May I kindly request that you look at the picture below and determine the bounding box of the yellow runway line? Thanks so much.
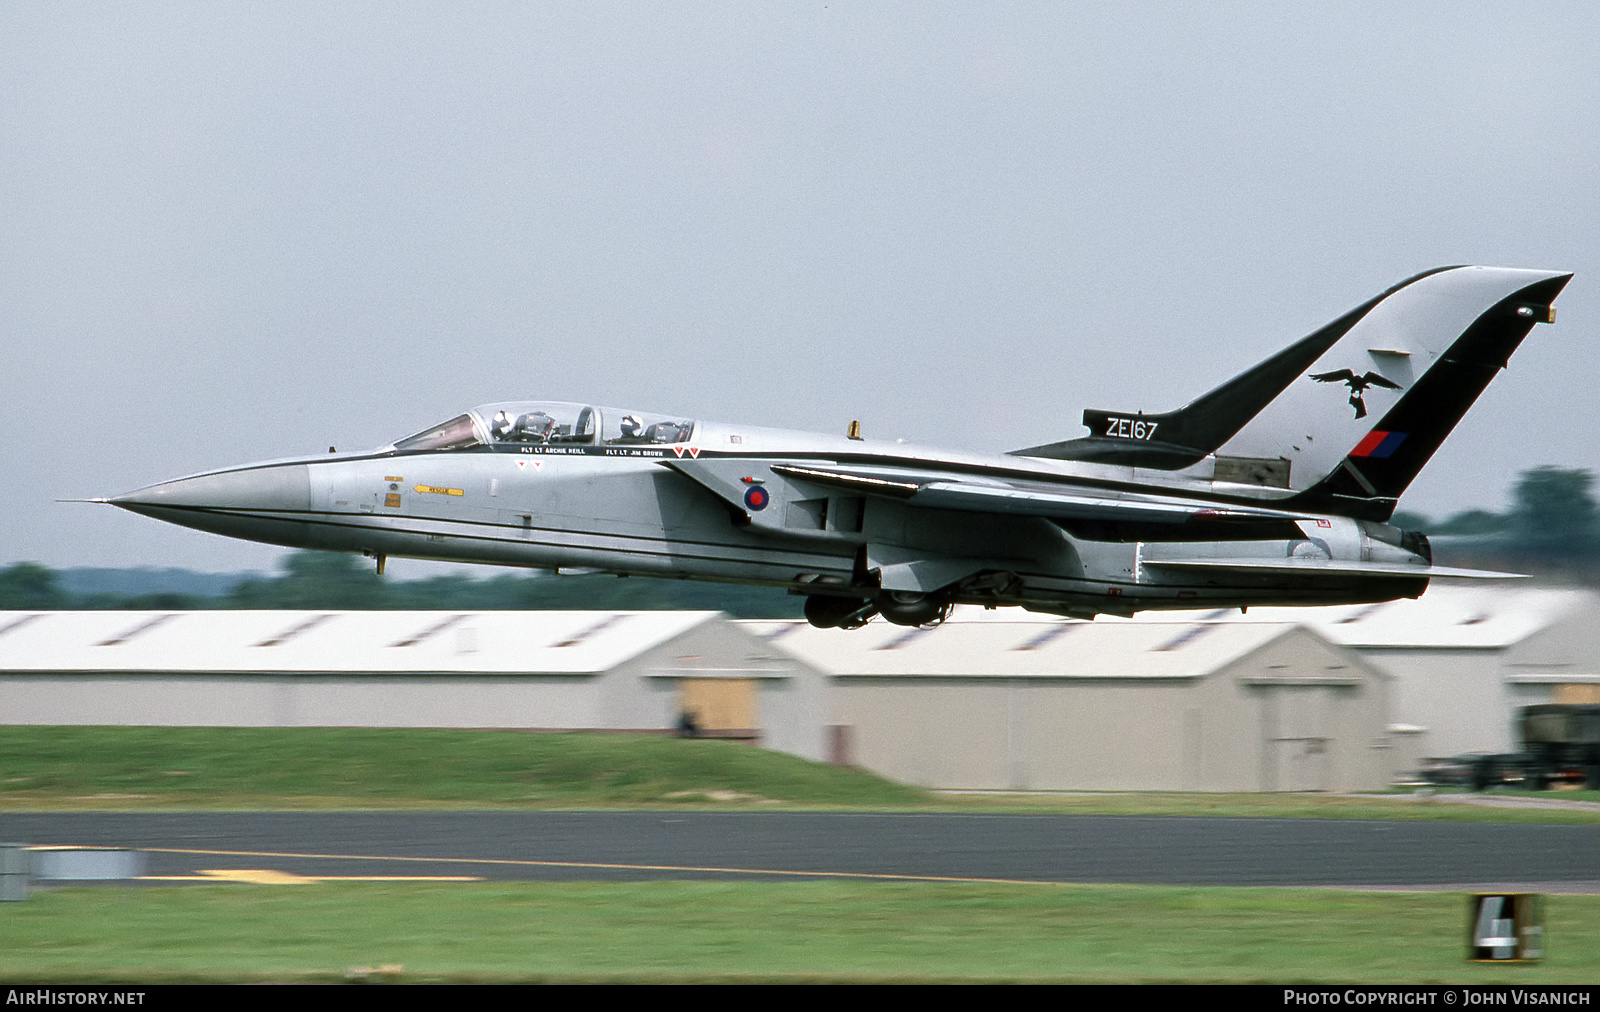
[138,845,1065,887]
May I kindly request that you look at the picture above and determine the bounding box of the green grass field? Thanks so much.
[0,726,925,809]
[3,727,1597,983]
[3,881,1596,984]
[0,726,1594,822]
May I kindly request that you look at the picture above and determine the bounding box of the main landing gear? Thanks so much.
[802,591,953,630]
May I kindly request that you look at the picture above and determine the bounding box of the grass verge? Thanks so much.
[2,881,1596,984]
[0,726,925,809]
[1,726,1595,821]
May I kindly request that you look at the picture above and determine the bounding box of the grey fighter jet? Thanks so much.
[109,265,1570,629]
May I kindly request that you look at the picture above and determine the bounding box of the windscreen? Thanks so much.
[392,413,484,453]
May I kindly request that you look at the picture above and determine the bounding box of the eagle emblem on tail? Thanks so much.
[1310,369,1403,419]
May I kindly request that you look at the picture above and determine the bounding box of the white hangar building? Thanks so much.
[5,583,1597,793]
[746,614,1396,792]
[0,610,830,763]
[1096,584,1600,757]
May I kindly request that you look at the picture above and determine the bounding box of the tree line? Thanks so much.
[0,551,803,617]
[1394,466,1600,563]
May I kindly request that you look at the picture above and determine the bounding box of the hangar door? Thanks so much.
[1261,683,1337,792]
[679,678,757,734]
[1554,684,1600,705]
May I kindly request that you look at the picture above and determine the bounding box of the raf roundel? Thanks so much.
[743,485,770,511]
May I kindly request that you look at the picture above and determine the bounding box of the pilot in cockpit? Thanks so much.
[613,414,691,444]
[492,409,557,443]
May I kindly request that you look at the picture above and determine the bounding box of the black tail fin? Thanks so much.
[1012,267,1459,469]
[1017,266,1572,524]
[1292,269,1571,519]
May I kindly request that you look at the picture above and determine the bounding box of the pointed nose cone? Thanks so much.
[112,464,313,545]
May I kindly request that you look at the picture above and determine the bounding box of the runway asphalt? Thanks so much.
[6,811,1600,890]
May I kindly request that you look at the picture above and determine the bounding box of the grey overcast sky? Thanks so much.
[5,2,1599,576]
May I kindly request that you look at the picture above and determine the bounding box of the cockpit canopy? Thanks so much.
[390,402,695,453]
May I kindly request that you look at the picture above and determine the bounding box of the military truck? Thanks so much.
[1516,703,1600,790]
[1420,704,1600,791]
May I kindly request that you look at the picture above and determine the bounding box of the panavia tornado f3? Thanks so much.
[110,265,1571,629]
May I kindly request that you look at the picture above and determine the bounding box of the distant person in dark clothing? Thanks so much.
[676,709,700,738]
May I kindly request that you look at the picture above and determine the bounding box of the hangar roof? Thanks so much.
[924,584,1598,651]
[0,610,723,675]
[2,586,1582,679]
[743,617,1334,679]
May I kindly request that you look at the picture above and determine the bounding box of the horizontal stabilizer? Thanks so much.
[1140,558,1524,580]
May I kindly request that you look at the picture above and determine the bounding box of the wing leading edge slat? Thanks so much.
[768,463,1303,526]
